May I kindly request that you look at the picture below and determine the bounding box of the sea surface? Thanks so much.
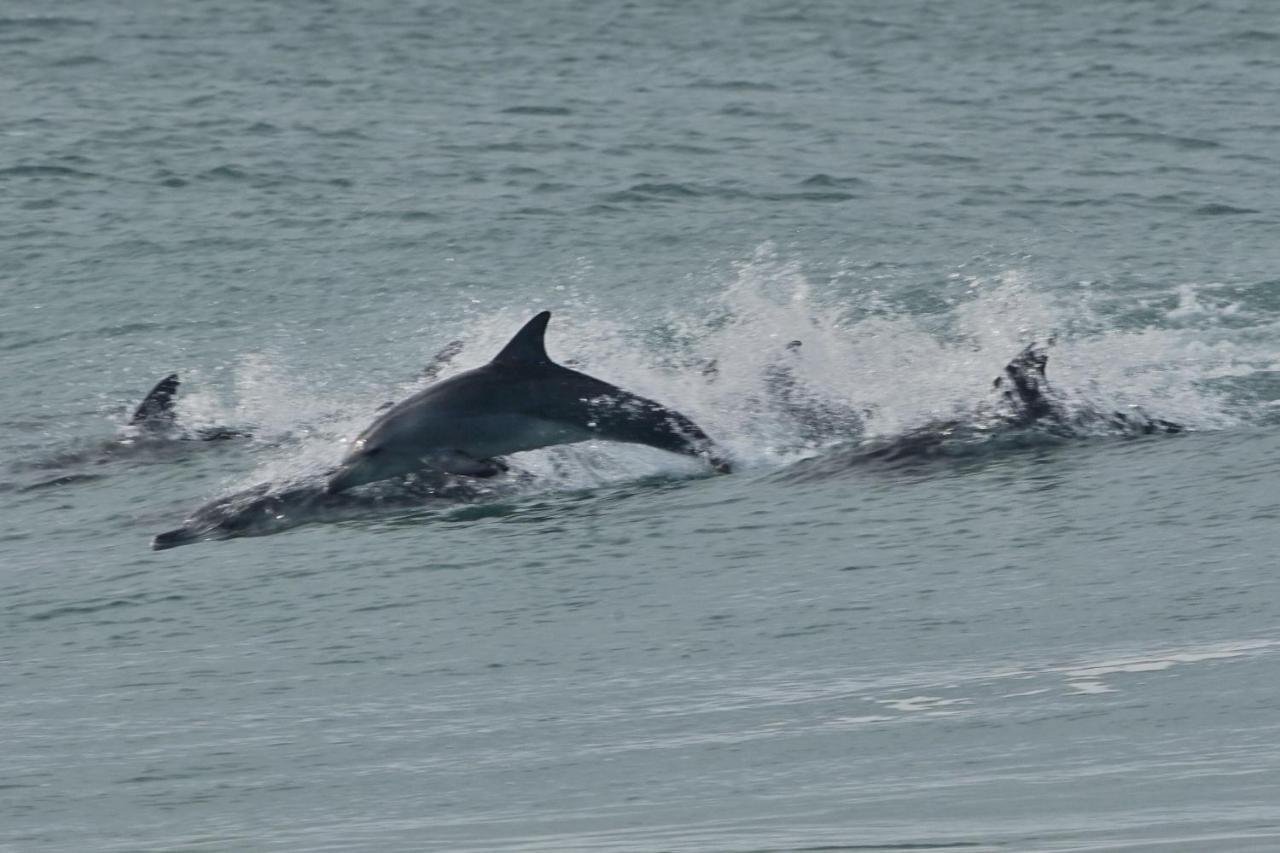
[4,1,1280,850]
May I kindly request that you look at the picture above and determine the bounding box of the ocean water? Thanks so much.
[4,0,1280,850]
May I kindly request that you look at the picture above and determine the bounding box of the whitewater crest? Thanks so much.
[129,244,1280,547]
[173,246,1273,496]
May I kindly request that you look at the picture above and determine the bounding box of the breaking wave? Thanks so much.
[102,243,1280,501]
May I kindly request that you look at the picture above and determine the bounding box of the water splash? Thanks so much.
[184,244,1280,496]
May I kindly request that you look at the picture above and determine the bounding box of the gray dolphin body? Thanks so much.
[126,340,468,442]
[326,312,731,493]
[128,374,250,441]
[802,343,1184,471]
[151,474,504,550]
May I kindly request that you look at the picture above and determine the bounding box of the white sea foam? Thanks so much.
[185,244,1280,492]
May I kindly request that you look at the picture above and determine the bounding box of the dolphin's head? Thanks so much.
[151,526,202,550]
[150,483,299,550]
[326,436,413,494]
[151,512,239,551]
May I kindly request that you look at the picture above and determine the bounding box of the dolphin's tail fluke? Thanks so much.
[130,374,180,429]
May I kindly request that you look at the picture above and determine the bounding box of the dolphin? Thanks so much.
[838,341,1183,466]
[12,341,471,495]
[128,374,250,440]
[326,311,731,493]
[991,342,1183,436]
[129,374,181,431]
[126,339,468,441]
[151,471,512,550]
[12,373,250,484]
[992,342,1057,426]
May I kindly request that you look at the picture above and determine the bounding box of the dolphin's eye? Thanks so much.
[364,445,383,457]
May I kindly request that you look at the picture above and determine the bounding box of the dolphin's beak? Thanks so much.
[151,527,198,550]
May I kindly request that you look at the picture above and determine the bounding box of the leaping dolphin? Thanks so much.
[326,311,731,493]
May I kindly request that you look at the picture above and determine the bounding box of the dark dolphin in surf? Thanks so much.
[326,311,731,493]
[13,342,469,493]
[128,374,250,441]
[151,471,513,550]
[987,340,1175,431]
[835,341,1183,466]
[991,342,1183,435]
[151,315,728,548]
[10,373,252,488]
[128,340,468,441]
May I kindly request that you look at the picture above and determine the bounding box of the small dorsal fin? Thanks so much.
[130,374,180,427]
[491,311,552,365]
[994,343,1056,422]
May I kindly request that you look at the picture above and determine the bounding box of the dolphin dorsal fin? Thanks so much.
[491,311,552,366]
[130,374,180,427]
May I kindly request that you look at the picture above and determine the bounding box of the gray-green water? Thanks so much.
[4,1,1280,850]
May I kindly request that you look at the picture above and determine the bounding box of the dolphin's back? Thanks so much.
[328,311,732,493]
[528,364,729,468]
[360,360,725,465]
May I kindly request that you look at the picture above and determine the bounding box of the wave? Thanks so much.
[17,241,1274,536]
[144,244,1271,498]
